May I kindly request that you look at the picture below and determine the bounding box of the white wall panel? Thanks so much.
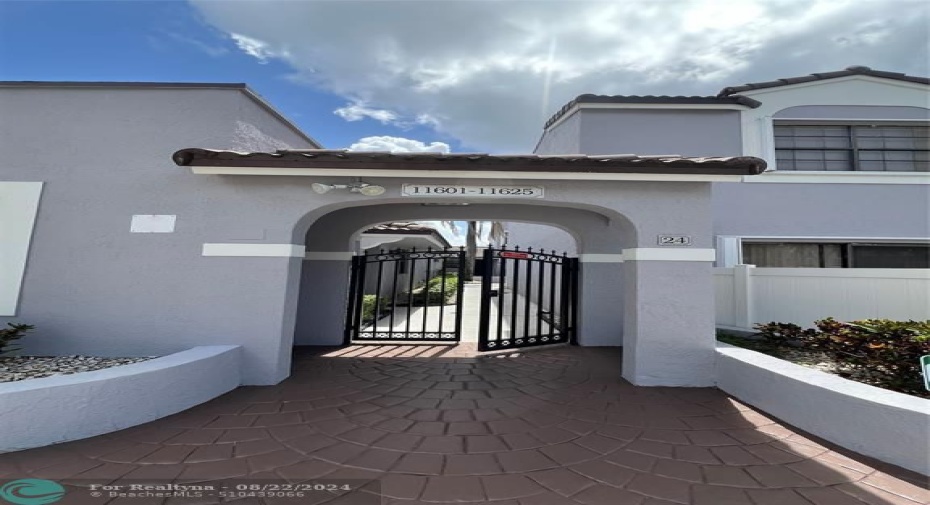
[716,267,930,329]
[0,182,43,316]
[714,269,736,327]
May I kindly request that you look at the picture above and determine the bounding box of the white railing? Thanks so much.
[715,266,930,331]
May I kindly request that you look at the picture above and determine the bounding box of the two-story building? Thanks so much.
[520,66,929,329]
[533,66,928,265]
[1,67,926,390]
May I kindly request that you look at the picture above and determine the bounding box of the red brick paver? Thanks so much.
[1,346,927,504]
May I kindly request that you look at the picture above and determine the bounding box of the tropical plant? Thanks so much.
[440,221,506,280]
[0,323,34,356]
[753,318,930,396]
[411,274,459,305]
[361,295,390,324]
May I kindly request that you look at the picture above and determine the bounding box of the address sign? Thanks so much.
[657,235,693,246]
[402,184,544,198]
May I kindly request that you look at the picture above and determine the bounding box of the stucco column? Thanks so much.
[621,253,717,386]
[576,260,624,346]
[197,248,303,386]
[294,255,353,346]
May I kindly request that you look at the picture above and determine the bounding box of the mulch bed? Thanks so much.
[718,333,929,399]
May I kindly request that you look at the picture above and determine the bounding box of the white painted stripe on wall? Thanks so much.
[0,182,43,316]
[737,236,930,243]
[578,254,625,263]
[304,251,354,261]
[202,243,305,257]
[623,248,716,262]
[744,172,930,185]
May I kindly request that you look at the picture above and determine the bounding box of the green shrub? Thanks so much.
[411,274,459,305]
[754,318,930,396]
[361,295,390,324]
[749,322,818,347]
[0,323,34,356]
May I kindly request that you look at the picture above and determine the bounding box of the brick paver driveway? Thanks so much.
[2,346,927,504]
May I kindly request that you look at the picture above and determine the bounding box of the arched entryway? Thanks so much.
[173,148,764,386]
[292,202,630,357]
[294,202,635,346]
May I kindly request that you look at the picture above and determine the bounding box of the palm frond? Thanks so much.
[488,222,506,245]
[440,220,462,237]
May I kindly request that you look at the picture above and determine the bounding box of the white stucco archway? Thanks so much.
[292,201,632,354]
[173,148,764,386]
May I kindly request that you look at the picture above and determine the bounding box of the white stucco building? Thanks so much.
[1,66,927,389]
[519,66,930,329]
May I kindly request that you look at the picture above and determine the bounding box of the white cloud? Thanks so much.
[416,220,463,246]
[229,33,282,63]
[333,102,443,130]
[348,136,451,153]
[156,30,229,57]
[333,102,399,124]
[195,0,929,151]
[834,21,894,47]
[414,221,495,248]
[414,113,441,128]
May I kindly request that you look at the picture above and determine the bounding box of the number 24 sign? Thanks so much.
[657,235,693,246]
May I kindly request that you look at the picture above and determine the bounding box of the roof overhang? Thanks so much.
[364,232,449,247]
[173,148,767,183]
[718,66,930,96]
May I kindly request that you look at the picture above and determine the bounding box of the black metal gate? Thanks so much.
[345,248,466,343]
[478,247,578,352]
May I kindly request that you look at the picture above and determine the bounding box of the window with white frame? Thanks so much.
[742,242,930,268]
[774,124,929,172]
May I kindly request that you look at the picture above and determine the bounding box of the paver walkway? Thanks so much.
[363,283,492,340]
[1,346,927,504]
[364,282,552,344]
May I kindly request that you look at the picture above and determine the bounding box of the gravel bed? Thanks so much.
[778,348,842,374]
[775,349,916,393]
[0,355,156,383]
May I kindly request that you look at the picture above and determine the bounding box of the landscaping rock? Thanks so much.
[0,355,155,382]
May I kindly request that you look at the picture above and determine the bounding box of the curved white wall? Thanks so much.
[0,345,241,452]
[716,343,930,475]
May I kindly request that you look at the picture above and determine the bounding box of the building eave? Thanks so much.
[718,66,930,96]
[173,148,767,181]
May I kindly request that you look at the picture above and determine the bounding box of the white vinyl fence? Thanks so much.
[715,266,930,331]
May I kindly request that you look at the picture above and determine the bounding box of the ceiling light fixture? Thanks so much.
[311,182,386,197]
[357,184,386,196]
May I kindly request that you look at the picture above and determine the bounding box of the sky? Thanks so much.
[1,0,927,154]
